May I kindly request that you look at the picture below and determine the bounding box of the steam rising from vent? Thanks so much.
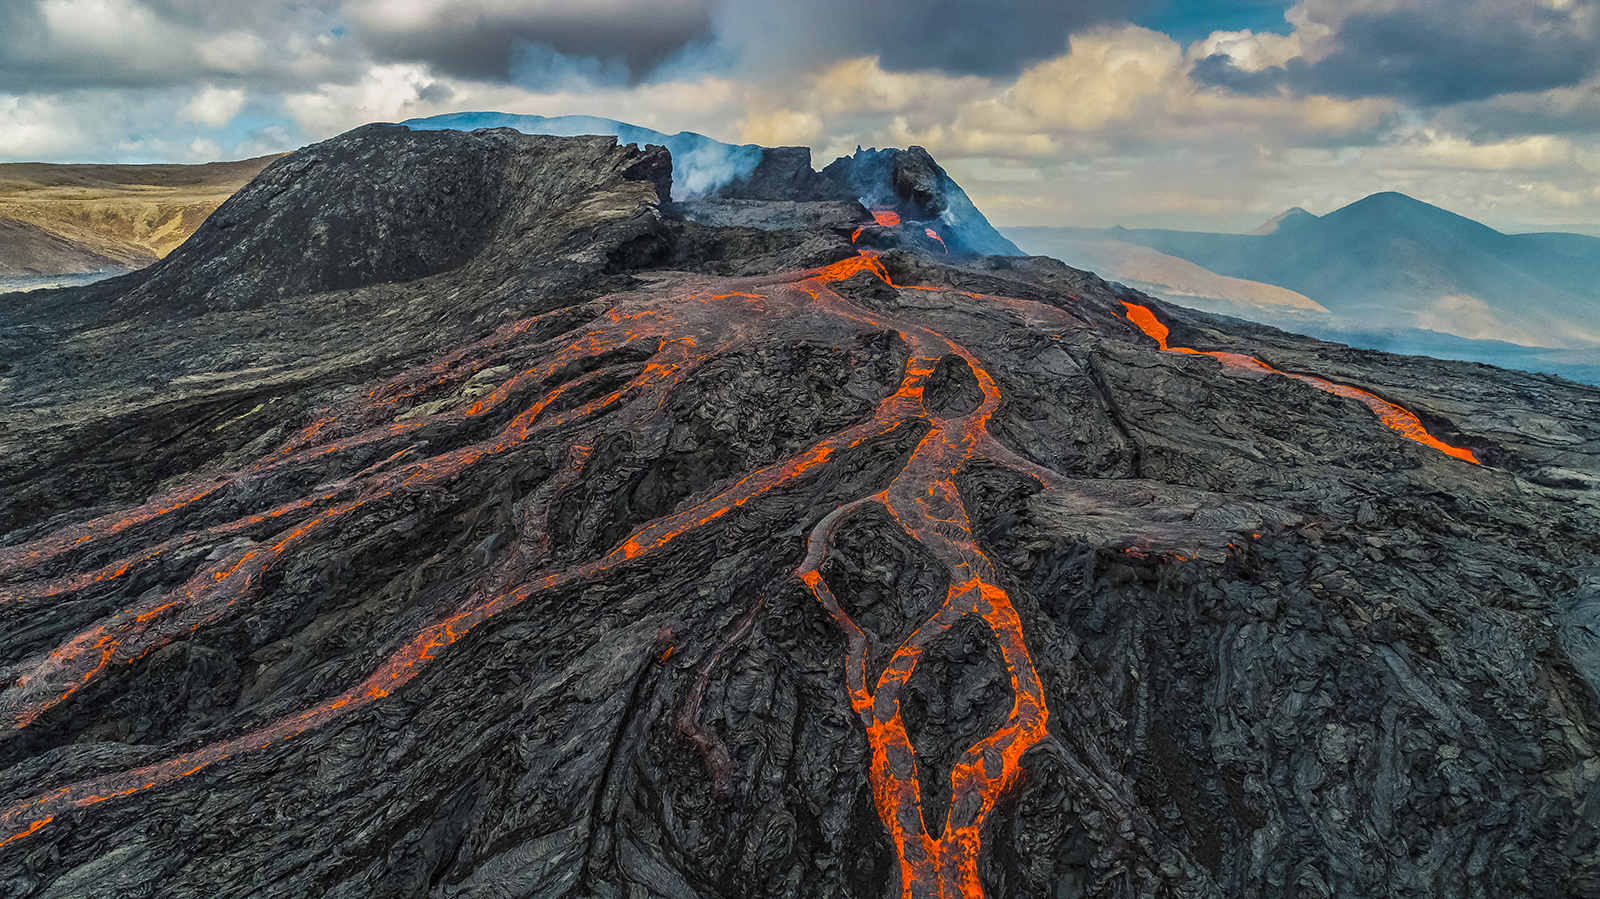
[401,113,1025,259]
[402,111,764,198]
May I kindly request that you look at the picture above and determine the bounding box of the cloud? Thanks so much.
[0,88,291,163]
[0,95,79,160]
[1435,71,1600,139]
[737,109,824,147]
[1195,0,1600,106]
[2,0,1600,237]
[858,0,1159,78]
[345,0,718,84]
[1365,131,1578,171]
[1000,26,1183,131]
[0,0,353,91]
[196,32,266,74]
[181,87,246,127]
[281,64,439,138]
[708,0,1156,83]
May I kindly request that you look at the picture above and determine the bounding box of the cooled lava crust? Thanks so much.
[2,125,1599,899]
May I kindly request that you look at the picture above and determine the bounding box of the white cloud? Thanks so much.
[181,87,246,127]
[999,27,1183,132]
[1370,132,1576,171]
[197,32,265,74]
[1188,28,1304,72]
[281,64,436,137]
[187,137,223,160]
[38,0,164,56]
[737,109,823,147]
[0,95,78,159]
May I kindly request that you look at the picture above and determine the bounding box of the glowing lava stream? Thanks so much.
[796,262,1053,899]
[0,305,599,585]
[1122,302,1479,464]
[2,252,1057,899]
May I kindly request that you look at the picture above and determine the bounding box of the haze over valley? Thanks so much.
[1011,193,1600,385]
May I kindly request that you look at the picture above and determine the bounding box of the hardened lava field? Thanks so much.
[2,124,1598,899]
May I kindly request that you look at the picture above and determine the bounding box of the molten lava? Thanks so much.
[924,227,948,254]
[854,208,905,246]
[0,250,1058,899]
[1121,302,1479,464]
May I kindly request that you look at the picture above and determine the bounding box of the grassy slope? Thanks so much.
[0,155,281,275]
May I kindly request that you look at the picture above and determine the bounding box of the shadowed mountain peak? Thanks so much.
[1252,206,1318,235]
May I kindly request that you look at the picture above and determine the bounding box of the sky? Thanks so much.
[3,0,1599,235]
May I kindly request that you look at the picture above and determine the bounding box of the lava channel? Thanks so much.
[2,251,1059,899]
[1122,301,1479,464]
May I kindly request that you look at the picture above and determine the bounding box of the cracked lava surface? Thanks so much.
[0,251,1058,898]
[0,257,1504,897]
[1121,301,1479,465]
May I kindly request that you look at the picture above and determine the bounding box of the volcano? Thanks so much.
[2,123,1599,899]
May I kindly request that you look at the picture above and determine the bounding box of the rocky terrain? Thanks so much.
[0,156,278,281]
[1,123,1598,899]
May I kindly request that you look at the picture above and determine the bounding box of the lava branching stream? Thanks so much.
[1121,301,1480,464]
[0,251,1062,897]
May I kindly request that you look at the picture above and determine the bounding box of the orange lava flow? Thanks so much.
[924,227,948,254]
[1121,302,1479,464]
[786,257,1054,898]
[854,209,904,246]
[1,254,1057,895]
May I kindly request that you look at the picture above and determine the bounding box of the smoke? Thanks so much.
[401,111,763,198]
[668,139,764,196]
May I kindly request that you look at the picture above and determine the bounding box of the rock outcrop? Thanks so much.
[1,124,1598,899]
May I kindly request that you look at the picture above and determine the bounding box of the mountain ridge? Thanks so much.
[1011,191,1600,349]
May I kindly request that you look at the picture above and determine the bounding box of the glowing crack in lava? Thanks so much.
[1122,301,1479,464]
[0,250,1057,899]
[854,208,904,245]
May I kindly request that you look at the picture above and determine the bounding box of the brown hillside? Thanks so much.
[0,155,281,275]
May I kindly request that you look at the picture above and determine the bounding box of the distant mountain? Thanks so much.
[0,157,280,281]
[1252,206,1317,235]
[1004,232,1327,323]
[1012,193,1600,350]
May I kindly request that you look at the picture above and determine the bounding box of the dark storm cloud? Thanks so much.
[349,0,1156,86]
[0,0,714,92]
[861,0,1158,78]
[0,0,351,91]
[1300,4,1600,104]
[348,0,718,85]
[1435,88,1600,140]
[1194,0,1600,107]
[0,0,1158,95]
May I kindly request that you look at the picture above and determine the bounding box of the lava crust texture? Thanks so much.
[2,124,1600,899]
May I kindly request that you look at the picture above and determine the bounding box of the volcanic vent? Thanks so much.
[2,124,1598,899]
